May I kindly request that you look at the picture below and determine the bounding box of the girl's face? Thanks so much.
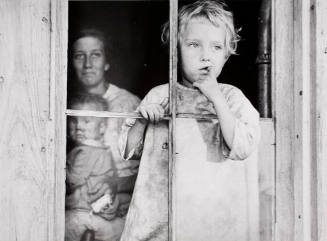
[72,36,110,90]
[68,103,106,144]
[179,18,228,87]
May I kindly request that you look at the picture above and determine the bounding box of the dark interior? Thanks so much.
[68,0,261,109]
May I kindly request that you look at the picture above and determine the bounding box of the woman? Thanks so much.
[69,28,140,218]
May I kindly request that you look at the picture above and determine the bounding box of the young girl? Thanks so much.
[65,94,129,241]
[120,1,260,240]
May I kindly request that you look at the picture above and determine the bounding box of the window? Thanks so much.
[2,0,326,240]
[64,0,273,240]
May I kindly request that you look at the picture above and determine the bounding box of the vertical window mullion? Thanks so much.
[168,0,178,240]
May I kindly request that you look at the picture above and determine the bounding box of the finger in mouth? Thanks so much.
[200,66,212,73]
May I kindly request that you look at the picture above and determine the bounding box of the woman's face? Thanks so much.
[72,36,110,89]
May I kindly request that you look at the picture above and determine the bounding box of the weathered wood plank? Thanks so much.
[258,119,275,241]
[168,0,178,240]
[53,0,68,240]
[0,0,52,240]
[273,0,295,240]
[313,1,327,240]
[293,0,313,241]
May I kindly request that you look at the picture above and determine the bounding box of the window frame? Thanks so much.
[55,1,276,241]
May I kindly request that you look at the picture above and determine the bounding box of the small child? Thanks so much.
[120,1,260,241]
[65,94,127,241]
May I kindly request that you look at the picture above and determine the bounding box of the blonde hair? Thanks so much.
[161,0,241,56]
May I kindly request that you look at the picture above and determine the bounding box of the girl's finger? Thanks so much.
[207,66,216,79]
[158,105,165,118]
[160,97,169,110]
[193,81,201,89]
[139,106,149,120]
[156,105,166,123]
[146,107,156,123]
[152,106,161,124]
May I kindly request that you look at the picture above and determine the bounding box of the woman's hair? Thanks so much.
[161,0,241,56]
[68,93,108,111]
[70,28,111,61]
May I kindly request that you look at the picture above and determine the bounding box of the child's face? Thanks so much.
[68,103,106,144]
[72,36,110,88]
[179,18,227,87]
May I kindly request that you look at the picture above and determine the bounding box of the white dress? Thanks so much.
[120,83,260,241]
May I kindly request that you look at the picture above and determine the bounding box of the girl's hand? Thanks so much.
[194,68,237,149]
[193,68,222,102]
[138,98,169,124]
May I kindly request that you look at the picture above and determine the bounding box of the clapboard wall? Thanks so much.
[274,0,327,240]
[0,0,67,240]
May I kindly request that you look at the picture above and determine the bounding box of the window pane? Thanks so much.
[66,1,169,240]
[174,1,272,241]
[68,1,169,100]
[66,1,273,241]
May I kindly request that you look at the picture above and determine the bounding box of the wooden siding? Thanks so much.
[274,0,295,240]
[274,0,327,240]
[293,0,312,240]
[53,0,68,240]
[0,0,52,240]
[258,119,275,241]
[0,0,326,240]
[313,1,327,240]
[0,0,67,240]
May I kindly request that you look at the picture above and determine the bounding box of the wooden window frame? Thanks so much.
[55,0,269,240]
[56,0,268,240]
[52,0,327,241]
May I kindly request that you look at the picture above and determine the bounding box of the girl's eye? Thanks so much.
[213,45,223,51]
[188,42,199,48]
